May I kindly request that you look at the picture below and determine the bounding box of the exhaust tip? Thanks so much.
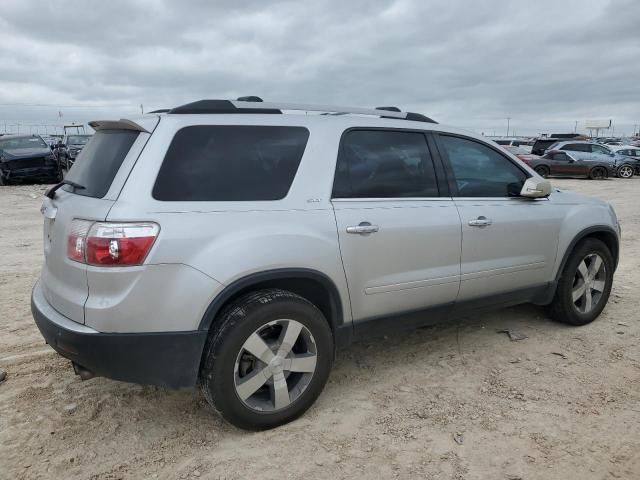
[72,362,95,381]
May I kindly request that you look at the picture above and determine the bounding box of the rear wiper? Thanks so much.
[45,179,86,199]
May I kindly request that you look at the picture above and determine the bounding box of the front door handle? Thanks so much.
[346,222,379,235]
[468,216,492,227]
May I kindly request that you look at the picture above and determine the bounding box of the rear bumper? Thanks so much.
[31,280,207,389]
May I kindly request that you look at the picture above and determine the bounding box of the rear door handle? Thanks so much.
[468,216,492,227]
[346,222,379,235]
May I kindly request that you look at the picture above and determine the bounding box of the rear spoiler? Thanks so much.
[88,119,150,133]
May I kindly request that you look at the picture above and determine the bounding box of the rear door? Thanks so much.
[331,129,461,327]
[40,118,158,323]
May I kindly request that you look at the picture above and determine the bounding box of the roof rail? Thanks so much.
[167,99,437,123]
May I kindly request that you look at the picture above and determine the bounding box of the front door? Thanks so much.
[435,134,564,302]
[331,129,461,324]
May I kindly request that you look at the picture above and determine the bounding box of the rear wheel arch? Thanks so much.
[198,268,346,340]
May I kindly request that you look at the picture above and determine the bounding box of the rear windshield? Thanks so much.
[63,129,138,198]
[152,125,309,201]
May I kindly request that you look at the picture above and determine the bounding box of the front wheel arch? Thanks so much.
[556,227,619,282]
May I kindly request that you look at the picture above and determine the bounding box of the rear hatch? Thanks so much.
[40,117,159,324]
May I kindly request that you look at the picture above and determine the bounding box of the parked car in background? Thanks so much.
[531,137,562,156]
[53,134,93,173]
[542,141,635,178]
[524,149,616,179]
[491,138,534,153]
[0,134,60,185]
[610,146,640,175]
[500,145,540,163]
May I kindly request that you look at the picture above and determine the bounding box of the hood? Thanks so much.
[550,188,609,206]
[1,147,52,159]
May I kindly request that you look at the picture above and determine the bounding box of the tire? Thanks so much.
[534,165,550,178]
[589,167,606,180]
[200,289,334,430]
[617,164,634,179]
[549,238,614,326]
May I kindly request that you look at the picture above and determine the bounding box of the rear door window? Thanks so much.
[562,143,590,152]
[332,130,439,198]
[153,126,309,201]
[63,130,139,198]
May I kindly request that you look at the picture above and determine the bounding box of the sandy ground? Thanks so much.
[1,178,639,480]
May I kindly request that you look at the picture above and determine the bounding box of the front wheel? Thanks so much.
[617,164,634,179]
[200,289,334,430]
[549,238,614,326]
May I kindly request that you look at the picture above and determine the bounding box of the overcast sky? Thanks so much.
[1,0,638,136]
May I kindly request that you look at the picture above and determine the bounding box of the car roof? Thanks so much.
[611,145,640,150]
[0,134,42,140]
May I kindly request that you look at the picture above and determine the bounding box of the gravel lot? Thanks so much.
[1,179,639,480]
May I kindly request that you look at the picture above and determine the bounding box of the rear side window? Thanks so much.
[562,143,590,152]
[332,130,439,198]
[64,130,139,198]
[153,126,309,201]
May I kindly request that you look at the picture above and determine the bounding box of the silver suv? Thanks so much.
[32,98,620,430]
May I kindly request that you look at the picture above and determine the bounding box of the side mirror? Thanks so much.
[520,177,551,198]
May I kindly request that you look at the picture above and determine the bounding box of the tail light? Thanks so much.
[67,220,159,266]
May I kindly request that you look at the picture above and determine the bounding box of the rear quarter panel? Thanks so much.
[107,115,353,330]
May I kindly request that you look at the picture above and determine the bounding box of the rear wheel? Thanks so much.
[200,289,334,430]
[534,165,550,178]
[589,167,606,180]
[617,164,634,179]
[549,238,614,326]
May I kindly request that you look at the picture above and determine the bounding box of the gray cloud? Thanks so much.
[1,0,639,136]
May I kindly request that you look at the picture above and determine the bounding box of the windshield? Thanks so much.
[67,135,92,145]
[0,136,48,150]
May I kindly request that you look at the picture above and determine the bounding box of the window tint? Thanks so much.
[63,130,139,198]
[332,130,438,198]
[153,126,309,201]
[591,144,611,154]
[562,143,590,152]
[439,135,528,197]
[551,152,571,161]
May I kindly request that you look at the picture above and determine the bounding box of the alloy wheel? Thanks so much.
[571,253,606,314]
[234,319,317,412]
[618,165,633,178]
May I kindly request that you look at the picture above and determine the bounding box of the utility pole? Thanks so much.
[574,121,578,133]
[506,117,511,137]
[140,104,144,115]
